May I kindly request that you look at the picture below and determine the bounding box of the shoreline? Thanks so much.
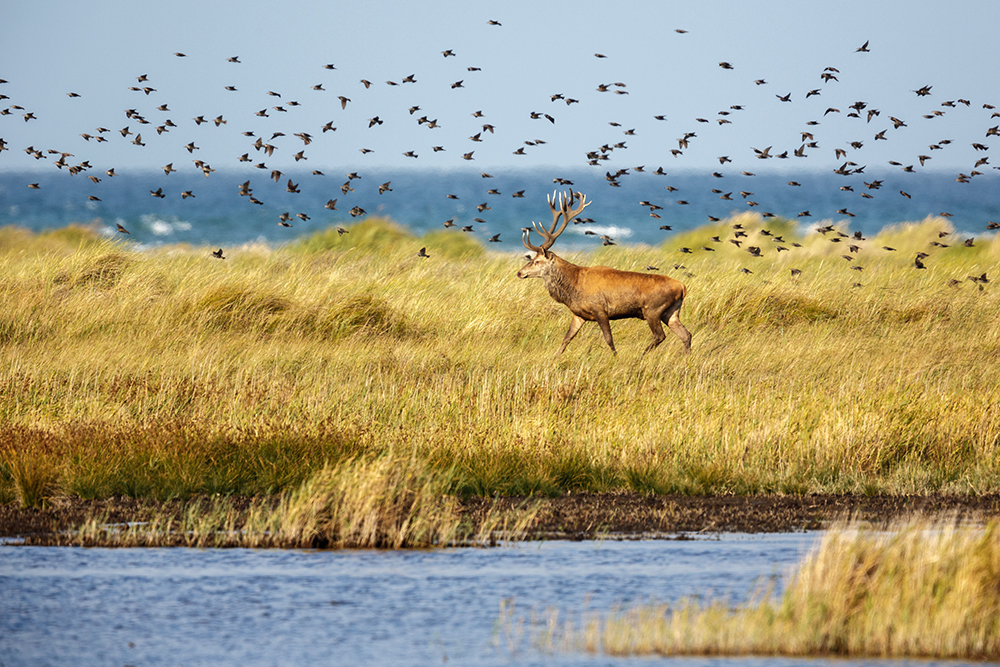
[4,492,999,546]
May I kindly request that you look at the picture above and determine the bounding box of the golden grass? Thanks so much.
[6,448,59,508]
[567,518,1000,659]
[1,214,999,506]
[66,454,539,548]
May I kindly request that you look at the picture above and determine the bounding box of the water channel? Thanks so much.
[0,534,986,666]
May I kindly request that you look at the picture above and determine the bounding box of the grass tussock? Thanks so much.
[0,222,106,254]
[559,518,1000,659]
[270,454,463,548]
[69,252,131,289]
[66,454,539,548]
[5,449,60,508]
[328,292,412,339]
[289,217,484,259]
[0,215,999,509]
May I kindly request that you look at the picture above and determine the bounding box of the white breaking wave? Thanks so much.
[140,214,192,236]
[569,225,633,238]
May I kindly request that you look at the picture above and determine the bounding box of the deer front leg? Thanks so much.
[595,313,616,354]
[555,314,586,356]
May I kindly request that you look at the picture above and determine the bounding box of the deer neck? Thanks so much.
[542,254,582,306]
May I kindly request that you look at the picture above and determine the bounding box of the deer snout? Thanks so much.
[517,264,540,279]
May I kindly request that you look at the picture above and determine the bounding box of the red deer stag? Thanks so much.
[517,191,692,355]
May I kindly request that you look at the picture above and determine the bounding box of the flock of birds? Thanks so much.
[1,20,998,286]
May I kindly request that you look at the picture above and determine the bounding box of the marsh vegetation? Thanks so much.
[1,214,998,527]
[539,518,1000,660]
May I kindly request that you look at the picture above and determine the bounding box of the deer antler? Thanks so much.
[522,190,590,252]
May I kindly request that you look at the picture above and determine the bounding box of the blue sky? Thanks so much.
[2,0,998,176]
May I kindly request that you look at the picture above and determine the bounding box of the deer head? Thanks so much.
[517,190,590,279]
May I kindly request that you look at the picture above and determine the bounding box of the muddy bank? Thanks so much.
[464,492,1000,540]
[3,493,1000,545]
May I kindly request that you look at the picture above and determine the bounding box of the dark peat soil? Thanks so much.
[3,493,999,545]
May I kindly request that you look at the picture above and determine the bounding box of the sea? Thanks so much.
[1,167,998,250]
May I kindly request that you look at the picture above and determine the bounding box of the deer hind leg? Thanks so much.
[555,314,586,356]
[643,310,667,355]
[663,299,692,352]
